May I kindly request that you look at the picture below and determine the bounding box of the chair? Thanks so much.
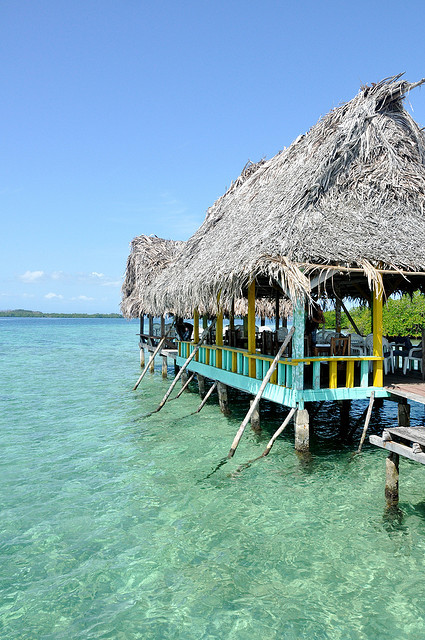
[365,334,394,374]
[403,347,423,375]
[330,335,351,356]
[349,334,365,355]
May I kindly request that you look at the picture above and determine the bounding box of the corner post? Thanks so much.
[385,452,399,507]
[292,297,305,394]
[216,297,223,369]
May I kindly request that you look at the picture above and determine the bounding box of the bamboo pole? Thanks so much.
[152,320,216,414]
[262,408,296,456]
[228,327,295,458]
[170,372,195,401]
[133,322,175,390]
[196,381,217,413]
[356,391,375,454]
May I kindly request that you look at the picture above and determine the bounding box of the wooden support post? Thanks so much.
[217,382,231,416]
[398,399,410,427]
[335,298,341,333]
[160,315,165,338]
[372,285,383,387]
[385,452,399,507]
[173,372,195,399]
[198,374,206,397]
[181,369,188,387]
[196,381,217,413]
[294,408,309,452]
[193,309,199,344]
[292,298,305,395]
[230,299,235,331]
[149,314,154,339]
[356,391,375,454]
[262,408,296,456]
[248,280,256,378]
[149,354,155,373]
[161,354,168,378]
[250,397,261,432]
[139,314,144,338]
[275,292,280,332]
[140,346,145,368]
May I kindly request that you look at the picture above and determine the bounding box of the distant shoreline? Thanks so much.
[0,309,123,319]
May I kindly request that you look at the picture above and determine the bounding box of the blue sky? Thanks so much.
[2,0,425,313]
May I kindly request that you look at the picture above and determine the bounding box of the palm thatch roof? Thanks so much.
[146,75,425,315]
[121,234,184,319]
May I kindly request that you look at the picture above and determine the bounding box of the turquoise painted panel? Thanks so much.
[360,361,369,387]
[277,363,285,386]
[256,359,262,380]
[292,300,305,391]
[237,352,243,374]
[286,365,293,388]
[243,355,249,376]
[313,361,321,390]
[302,386,391,403]
[176,357,299,407]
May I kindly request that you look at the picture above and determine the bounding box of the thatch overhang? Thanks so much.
[148,75,425,315]
[120,234,184,319]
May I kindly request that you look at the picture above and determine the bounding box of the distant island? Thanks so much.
[0,309,123,318]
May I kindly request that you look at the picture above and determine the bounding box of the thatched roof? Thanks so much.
[146,75,425,315]
[120,235,184,318]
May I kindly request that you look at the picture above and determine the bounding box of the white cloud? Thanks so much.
[45,292,63,299]
[51,271,65,280]
[72,295,95,301]
[101,280,121,287]
[19,270,45,283]
[91,272,105,278]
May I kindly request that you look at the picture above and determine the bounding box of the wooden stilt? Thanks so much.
[140,347,145,368]
[196,381,217,413]
[198,374,206,398]
[356,391,375,454]
[398,399,410,427]
[152,320,215,413]
[162,354,168,378]
[228,328,294,457]
[217,382,231,416]
[133,325,175,390]
[294,408,309,452]
[181,369,189,387]
[250,398,261,432]
[385,452,399,507]
[262,408,296,456]
[171,372,195,400]
[149,354,155,373]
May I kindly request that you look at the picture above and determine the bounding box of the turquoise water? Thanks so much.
[2,318,425,640]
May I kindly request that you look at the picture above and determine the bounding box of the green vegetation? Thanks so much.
[323,292,425,337]
[0,309,122,318]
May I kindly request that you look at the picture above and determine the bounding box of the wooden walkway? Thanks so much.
[385,373,425,405]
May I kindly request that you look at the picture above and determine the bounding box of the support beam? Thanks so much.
[335,298,342,333]
[139,314,144,339]
[398,399,410,427]
[372,285,383,387]
[161,354,168,378]
[292,298,305,399]
[160,315,165,338]
[295,408,309,452]
[385,452,399,507]
[275,292,280,332]
[149,314,154,339]
[197,374,206,398]
[140,346,145,368]
[248,280,256,378]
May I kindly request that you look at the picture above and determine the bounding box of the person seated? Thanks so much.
[175,318,193,341]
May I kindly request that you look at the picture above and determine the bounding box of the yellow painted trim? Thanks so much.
[232,351,237,373]
[329,361,338,389]
[248,280,256,377]
[372,286,383,387]
[346,361,355,388]
[205,346,210,366]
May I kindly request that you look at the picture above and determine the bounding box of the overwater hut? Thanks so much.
[125,75,425,457]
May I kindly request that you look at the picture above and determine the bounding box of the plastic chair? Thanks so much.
[403,347,423,375]
[365,334,394,374]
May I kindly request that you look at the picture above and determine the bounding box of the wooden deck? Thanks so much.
[384,371,425,405]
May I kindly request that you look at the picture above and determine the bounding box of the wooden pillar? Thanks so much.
[398,399,410,427]
[139,314,145,338]
[275,293,280,332]
[294,408,309,452]
[198,374,206,398]
[248,280,256,378]
[217,382,231,415]
[216,301,223,369]
[385,452,399,507]
[140,346,145,368]
[193,308,199,344]
[161,354,168,378]
[148,314,154,339]
[181,369,188,388]
[149,349,155,373]
[250,397,261,432]
[335,299,341,334]
[372,285,383,387]
[230,299,235,331]
[160,315,165,338]
[292,298,305,400]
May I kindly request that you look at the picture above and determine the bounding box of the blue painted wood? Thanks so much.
[277,363,286,386]
[313,361,321,390]
[243,355,249,376]
[256,359,262,380]
[360,361,369,387]
[292,300,305,392]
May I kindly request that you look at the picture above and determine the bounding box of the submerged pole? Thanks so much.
[133,323,175,390]
[196,381,217,413]
[262,408,296,456]
[356,391,375,454]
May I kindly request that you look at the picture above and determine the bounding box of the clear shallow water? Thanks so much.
[2,319,425,640]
